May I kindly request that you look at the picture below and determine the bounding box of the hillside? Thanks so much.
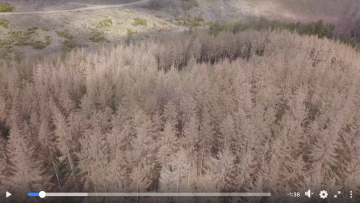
[146,0,360,23]
[198,0,360,23]
[8,0,360,23]
[0,0,359,61]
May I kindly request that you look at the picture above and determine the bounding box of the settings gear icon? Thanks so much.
[319,190,328,199]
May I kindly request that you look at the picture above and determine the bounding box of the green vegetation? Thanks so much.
[159,21,167,26]
[88,17,114,43]
[132,17,147,26]
[342,37,360,52]
[208,17,360,52]
[31,36,51,50]
[126,28,137,37]
[174,14,204,27]
[61,40,77,55]
[13,52,22,63]
[208,17,333,37]
[89,28,106,43]
[0,38,11,47]
[45,36,51,44]
[55,30,73,40]
[10,27,38,46]
[98,17,113,28]
[0,18,9,28]
[31,41,46,50]
[119,9,135,14]
[0,2,14,12]
[157,27,166,32]
[0,27,51,50]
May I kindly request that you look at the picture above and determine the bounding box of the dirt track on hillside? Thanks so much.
[0,0,149,15]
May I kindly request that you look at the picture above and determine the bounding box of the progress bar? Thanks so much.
[29,192,271,198]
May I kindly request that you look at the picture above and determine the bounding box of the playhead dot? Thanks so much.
[39,191,46,198]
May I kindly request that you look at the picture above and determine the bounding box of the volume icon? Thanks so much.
[305,189,312,198]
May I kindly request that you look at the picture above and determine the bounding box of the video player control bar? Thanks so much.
[29,192,271,198]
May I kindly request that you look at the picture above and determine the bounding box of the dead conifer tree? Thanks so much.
[6,112,47,199]
[127,109,157,193]
[0,136,7,194]
[52,105,79,192]
[159,147,190,192]
[38,118,62,189]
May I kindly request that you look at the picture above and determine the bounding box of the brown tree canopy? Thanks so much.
[0,29,360,202]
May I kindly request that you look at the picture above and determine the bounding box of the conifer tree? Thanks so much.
[181,114,199,152]
[198,105,214,174]
[129,165,152,193]
[127,109,157,192]
[159,147,190,192]
[53,106,79,191]
[219,114,236,152]
[0,137,6,194]
[106,146,128,192]
[157,120,178,163]
[0,96,7,121]
[197,171,219,203]
[77,120,109,192]
[38,118,62,189]
[180,114,200,190]
[6,112,46,199]
[163,101,178,126]
[129,109,156,164]
[209,147,237,191]
[179,95,198,134]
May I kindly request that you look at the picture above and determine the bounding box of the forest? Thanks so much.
[0,26,360,203]
[208,17,360,52]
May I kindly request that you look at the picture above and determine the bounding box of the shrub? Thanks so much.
[132,17,147,26]
[0,18,9,28]
[98,17,113,28]
[31,41,47,50]
[126,28,137,37]
[61,40,76,55]
[89,31,105,42]
[89,28,106,42]
[30,35,51,50]
[173,15,204,28]
[30,36,51,50]
[10,28,37,46]
[55,30,73,40]
[0,2,14,12]
[45,36,51,45]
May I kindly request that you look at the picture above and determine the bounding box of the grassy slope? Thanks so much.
[1,0,359,61]
[194,0,359,24]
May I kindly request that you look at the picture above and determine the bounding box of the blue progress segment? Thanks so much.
[28,193,40,197]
